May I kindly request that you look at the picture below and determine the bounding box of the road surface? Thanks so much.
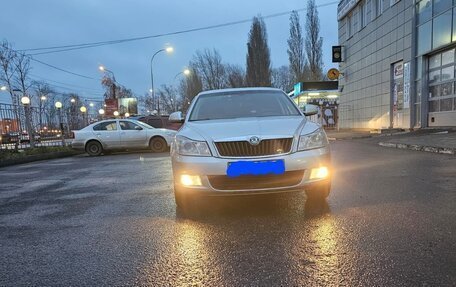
[1,139,455,286]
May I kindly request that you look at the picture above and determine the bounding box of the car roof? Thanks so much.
[197,87,284,96]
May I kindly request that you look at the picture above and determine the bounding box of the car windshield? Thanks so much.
[189,91,301,121]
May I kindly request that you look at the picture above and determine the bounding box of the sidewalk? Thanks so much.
[325,129,373,140]
[378,130,456,155]
[326,128,456,155]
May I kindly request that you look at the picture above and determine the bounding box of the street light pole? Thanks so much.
[20,94,35,148]
[55,101,65,146]
[150,46,173,115]
[99,66,117,99]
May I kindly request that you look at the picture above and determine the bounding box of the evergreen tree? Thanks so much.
[246,16,272,87]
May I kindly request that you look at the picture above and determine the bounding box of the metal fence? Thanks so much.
[0,102,99,150]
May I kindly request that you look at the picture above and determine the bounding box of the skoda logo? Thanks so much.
[249,136,261,146]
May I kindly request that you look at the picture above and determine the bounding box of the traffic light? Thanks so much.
[332,46,343,63]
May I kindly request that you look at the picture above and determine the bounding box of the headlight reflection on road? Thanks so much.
[309,218,345,285]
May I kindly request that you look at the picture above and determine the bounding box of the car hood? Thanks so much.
[179,116,318,142]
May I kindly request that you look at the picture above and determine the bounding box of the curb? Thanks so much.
[378,142,455,155]
[0,151,83,168]
[327,135,372,141]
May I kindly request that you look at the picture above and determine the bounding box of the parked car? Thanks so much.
[170,87,331,208]
[71,119,177,156]
[132,115,182,131]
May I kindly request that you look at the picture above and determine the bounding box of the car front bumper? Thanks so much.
[172,146,331,196]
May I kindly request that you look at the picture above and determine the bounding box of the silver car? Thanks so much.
[72,119,176,156]
[170,87,331,207]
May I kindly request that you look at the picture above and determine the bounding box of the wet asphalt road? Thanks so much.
[1,140,456,286]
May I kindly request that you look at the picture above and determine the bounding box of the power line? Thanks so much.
[30,57,98,80]
[30,74,104,93]
[22,1,338,55]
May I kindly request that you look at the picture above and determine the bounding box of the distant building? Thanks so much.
[337,0,456,129]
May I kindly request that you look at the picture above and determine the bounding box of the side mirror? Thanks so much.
[134,125,143,131]
[302,104,319,116]
[169,111,184,123]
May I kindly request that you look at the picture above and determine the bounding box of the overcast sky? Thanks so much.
[0,0,338,103]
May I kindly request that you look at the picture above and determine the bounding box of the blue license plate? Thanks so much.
[226,159,285,178]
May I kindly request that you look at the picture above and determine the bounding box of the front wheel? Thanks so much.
[150,137,167,153]
[306,181,331,202]
[86,141,103,156]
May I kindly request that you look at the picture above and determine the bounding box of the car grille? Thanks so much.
[215,138,293,157]
[208,170,304,191]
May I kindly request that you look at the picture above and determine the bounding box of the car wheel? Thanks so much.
[86,141,103,156]
[150,137,167,153]
[306,181,331,202]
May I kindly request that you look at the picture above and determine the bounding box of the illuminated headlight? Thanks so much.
[298,129,328,151]
[176,135,211,156]
[180,174,202,186]
[309,166,329,180]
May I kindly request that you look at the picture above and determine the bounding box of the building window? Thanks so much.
[417,21,432,55]
[433,0,452,17]
[360,2,365,29]
[432,10,452,49]
[417,0,432,25]
[376,0,383,16]
[346,15,352,39]
[428,48,456,113]
[453,8,456,42]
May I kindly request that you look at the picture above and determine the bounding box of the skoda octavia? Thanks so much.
[170,88,331,207]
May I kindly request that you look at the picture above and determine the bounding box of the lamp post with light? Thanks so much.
[20,94,35,148]
[55,101,65,145]
[150,46,173,114]
[172,68,191,112]
[99,65,117,99]
[80,106,87,126]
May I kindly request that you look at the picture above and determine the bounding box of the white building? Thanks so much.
[337,0,456,129]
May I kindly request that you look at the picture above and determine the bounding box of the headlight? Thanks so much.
[298,129,328,151]
[176,135,211,156]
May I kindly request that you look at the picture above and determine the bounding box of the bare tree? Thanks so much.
[157,85,182,115]
[0,40,18,105]
[192,49,226,90]
[287,11,307,84]
[137,92,154,114]
[305,0,324,81]
[225,64,245,88]
[272,65,294,92]
[13,52,32,100]
[246,16,272,87]
[179,66,203,113]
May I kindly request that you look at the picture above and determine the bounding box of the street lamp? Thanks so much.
[21,96,30,105]
[1,86,7,91]
[20,95,35,148]
[173,68,191,81]
[98,109,105,115]
[124,112,130,118]
[54,101,65,145]
[41,95,46,101]
[70,98,76,103]
[113,111,119,117]
[150,45,173,114]
[80,106,87,127]
[99,65,117,99]
[89,102,94,107]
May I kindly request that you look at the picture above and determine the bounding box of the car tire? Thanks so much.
[86,141,103,156]
[150,137,167,153]
[306,181,331,202]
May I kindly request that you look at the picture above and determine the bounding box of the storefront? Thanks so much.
[290,81,340,128]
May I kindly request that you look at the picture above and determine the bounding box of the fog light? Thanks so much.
[180,174,202,186]
[310,166,329,180]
